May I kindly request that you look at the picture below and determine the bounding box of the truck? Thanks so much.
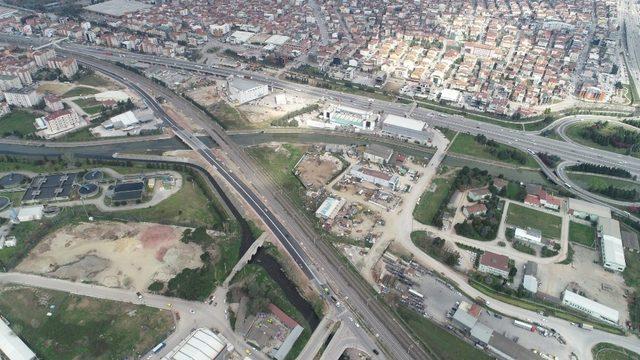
[514,320,536,332]
[580,323,593,330]
[151,342,166,354]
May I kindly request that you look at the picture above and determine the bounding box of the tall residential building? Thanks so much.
[4,87,42,108]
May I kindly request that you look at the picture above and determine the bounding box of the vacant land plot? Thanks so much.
[564,123,638,158]
[0,286,173,360]
[505,203,562,239]
[569,221,595,248]
[592,342,640,360]
[248,144,307,207]
[211,101,252,129]
[76,73,116,88]
[17,221,203,290]
[73,98,103,115]
[296,153,344,188]
[449,133,538,168]
[0,110,37,137]
[62,86,100,98]
[413,177,452,225]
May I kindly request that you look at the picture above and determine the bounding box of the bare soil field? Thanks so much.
[239,92,316,123]
[36,81,75,96]
[296,153,344,188]
[17,221,203,290]
[187,85,221,107]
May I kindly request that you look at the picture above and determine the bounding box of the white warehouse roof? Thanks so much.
[162,328,225,360]
[562,290,619,324]
[0,320,36,360]
[383,114,425,132]
[315,197,344,220]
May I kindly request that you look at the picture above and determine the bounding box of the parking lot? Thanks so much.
[410,263,573,359]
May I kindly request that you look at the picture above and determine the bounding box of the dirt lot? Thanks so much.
[187,85,221,107]
[239,91,316,123]
[296,153,344,188]
[17,221,203,290]
[536,245,630,323]
[36,81,75,96]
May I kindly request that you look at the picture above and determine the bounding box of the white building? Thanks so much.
[227,77,269,104]
[4,87,42,108]
[598,217,626,272]
[440,88,462,103]
[562,290,619,325]
[325,106,377,130]
[522,261,538,293]
[11,205,44,223]
[228,30,255,44]
[0,319,36,360]
[162,328,226,360]
[350,165,399,190]
[35,109,84,138]
[315,197,345,220]
[514,227,543,244]
[382,114,432,144]
[209,24,231,36]
[102,110,139,130]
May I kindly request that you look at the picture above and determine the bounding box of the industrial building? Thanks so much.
[109,180,146,203]
[514,227,543,244]
[567,198,611,221]
[478,251,510,278]
[10,205,44,223]
[597,217,626,272]
[227,77,269,104]
[562,290,619,325]
[381,114,432,144]
[349,165,399,190]
[522,261,538,293]
[162,328,227,360]
[84,0,153,18]
[363,144,393,164]
[0,319,36,360]
[315,196,345,220]
[325,106,377,130]
[102,109,154,130]
[22,173,78,204]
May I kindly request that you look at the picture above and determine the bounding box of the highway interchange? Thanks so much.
[1,32,640,360]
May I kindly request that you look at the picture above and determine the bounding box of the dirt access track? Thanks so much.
[17,221,203,291]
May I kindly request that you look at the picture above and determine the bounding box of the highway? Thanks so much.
[67,55,430,359]
[45,40,640,177]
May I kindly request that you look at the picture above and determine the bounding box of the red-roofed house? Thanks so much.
[268,303,299,329]
[463,203,488,218]
[478,251,510,278]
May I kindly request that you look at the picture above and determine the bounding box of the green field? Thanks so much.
[567,172,640,193]
[592,343,640,360]
[76,73,113,88]
[569,221,595,247]
[396,306,492,360]
[564,123,638,158]
[0,286,173,360]
[62,86,99,98]
[413,177,452,225]
[113,173,226,229]
[247,144,307,208]
[0,110,37,137]
[211,101,253,129]
[73,98,104,115]
[505,203,562,239]
[56,128,95,142]
[449,133,538,168]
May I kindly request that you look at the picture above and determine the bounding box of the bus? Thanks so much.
[151,342,166,354]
